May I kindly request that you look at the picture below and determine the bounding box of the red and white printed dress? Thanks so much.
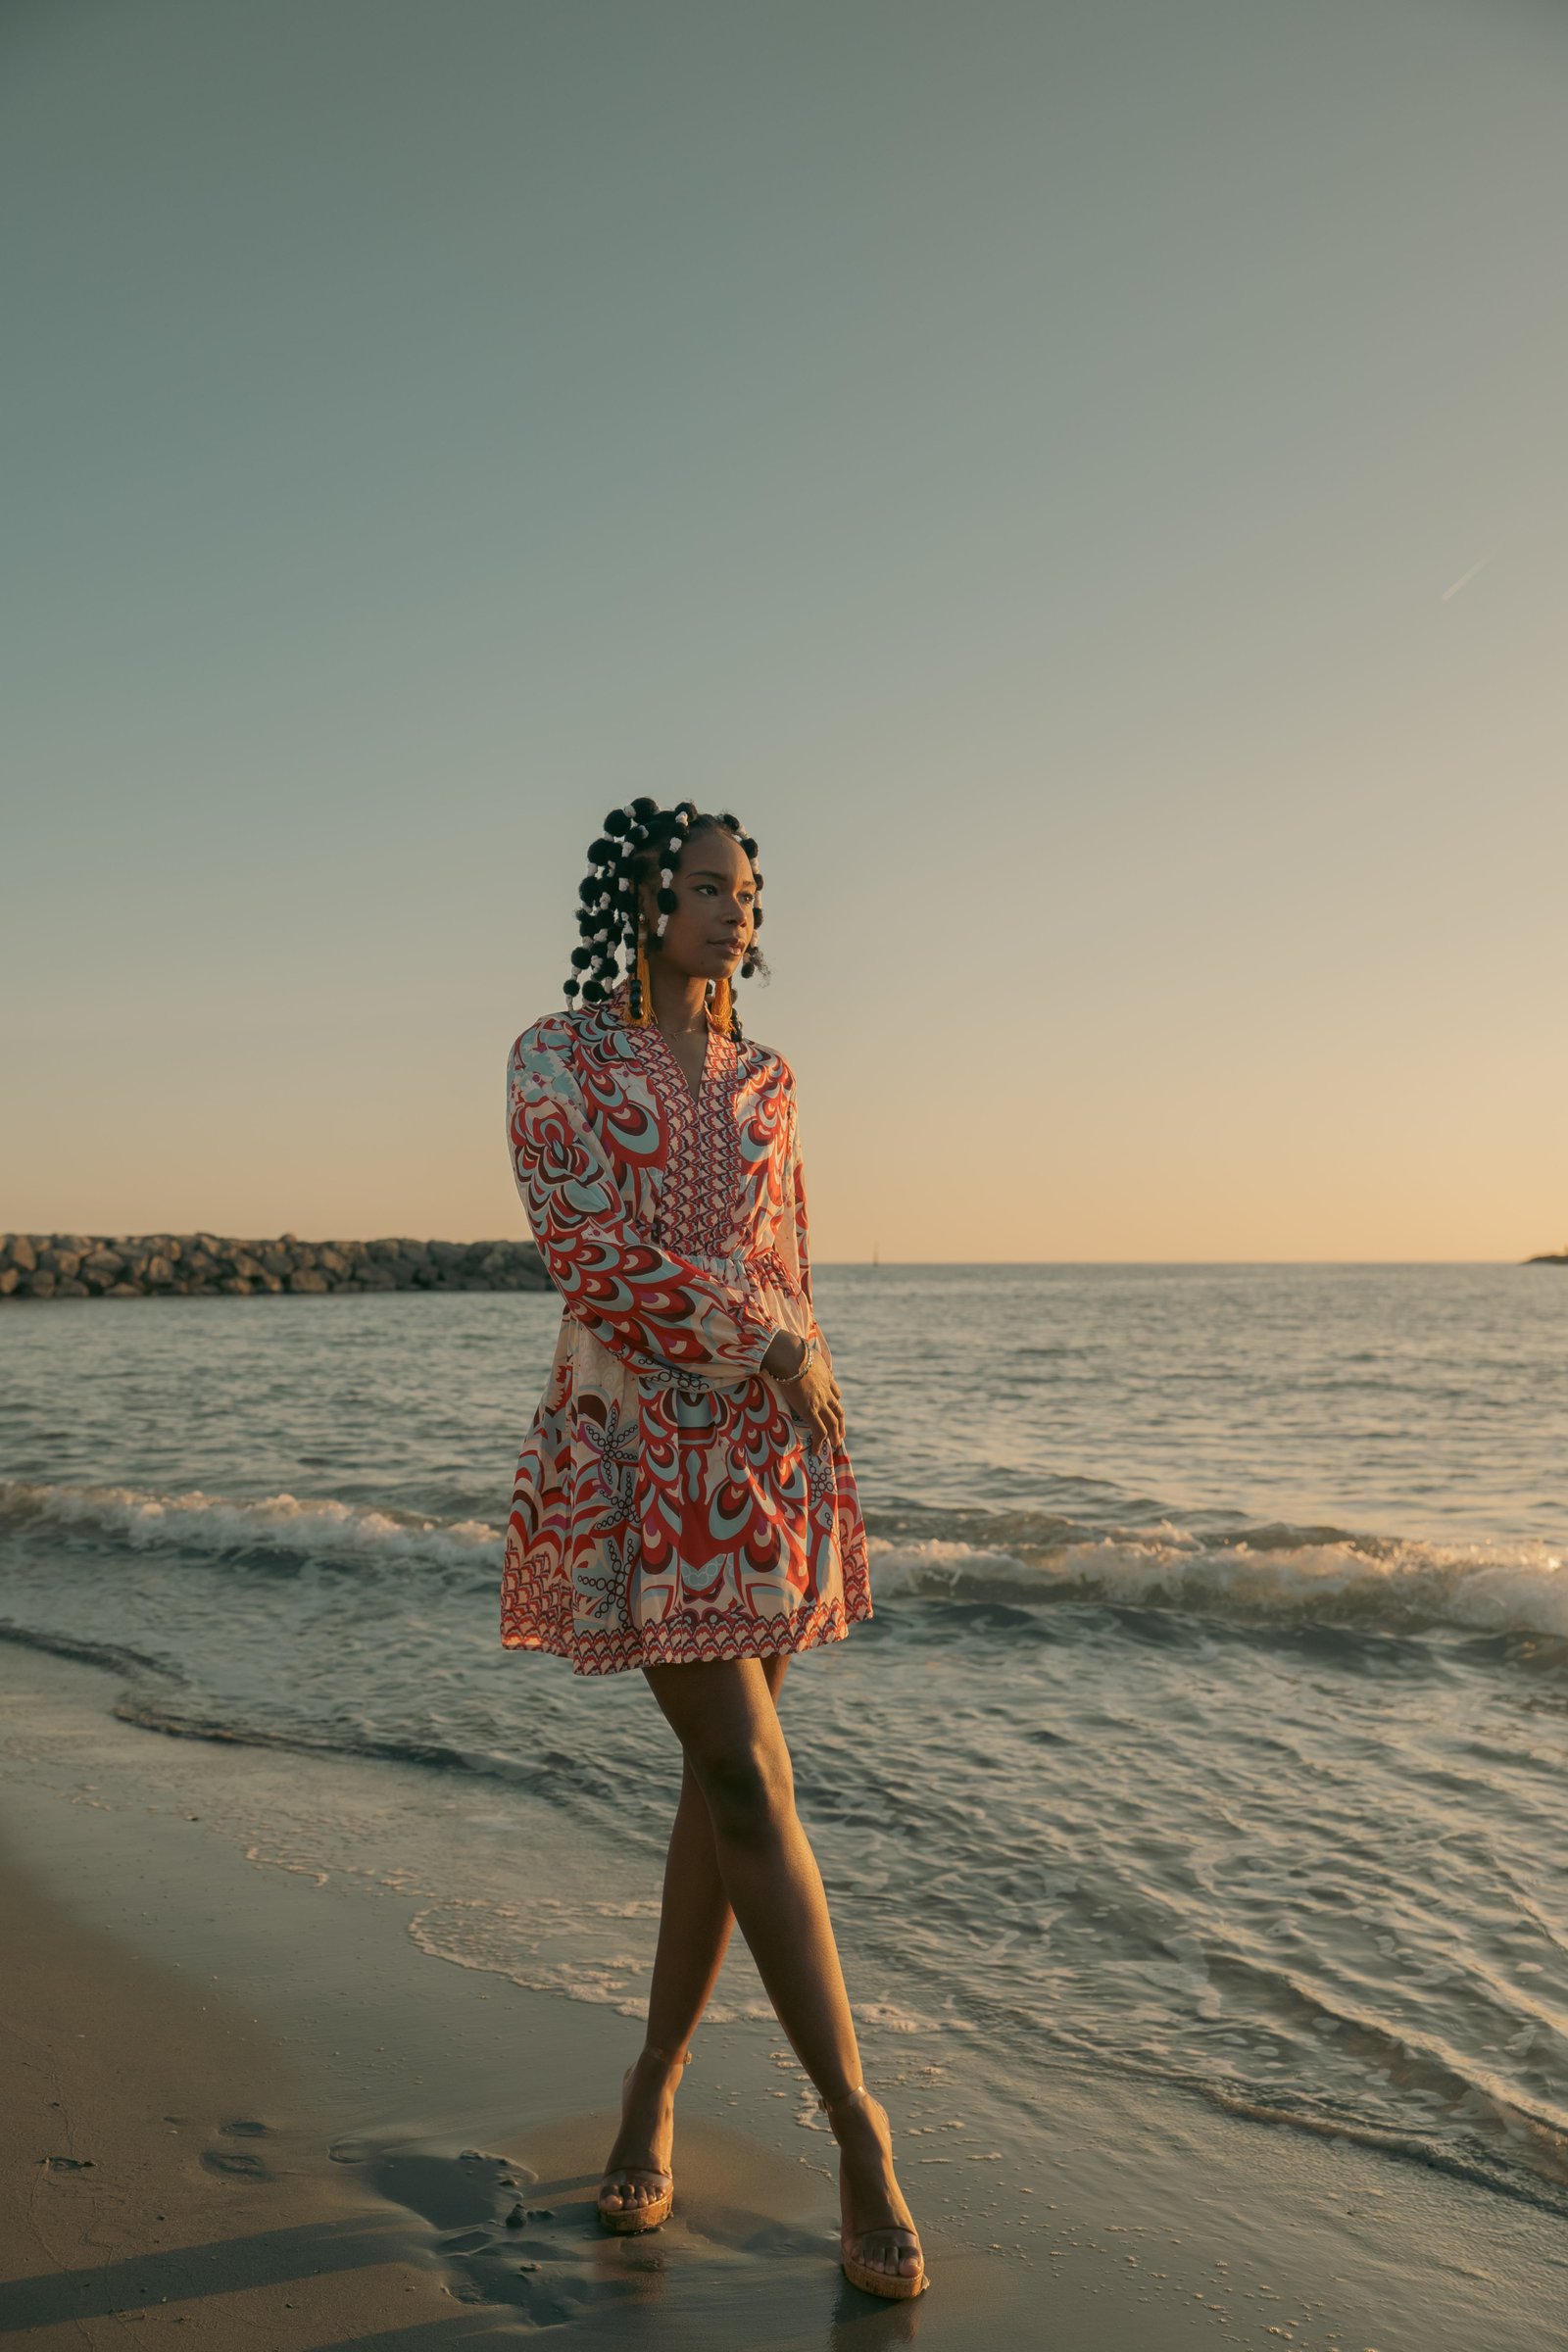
[502,989,872,1676]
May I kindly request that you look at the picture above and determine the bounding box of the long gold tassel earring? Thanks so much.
[633,920,653,1025]
[709,974,731,1034]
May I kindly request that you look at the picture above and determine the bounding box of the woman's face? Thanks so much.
[647,826,757,982]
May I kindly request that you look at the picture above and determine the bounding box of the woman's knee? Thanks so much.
[695,1736,794,1843]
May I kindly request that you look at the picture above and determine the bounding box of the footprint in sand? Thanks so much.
[202,2117,275,2179]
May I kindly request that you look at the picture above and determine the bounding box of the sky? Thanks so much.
[3,0,1565,1261]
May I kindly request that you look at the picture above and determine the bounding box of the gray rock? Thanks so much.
[0,1232,551,1299]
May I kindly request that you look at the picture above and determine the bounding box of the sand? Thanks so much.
[2,1638,1564,2350]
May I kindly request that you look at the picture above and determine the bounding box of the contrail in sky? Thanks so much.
[1441,551,1496,601]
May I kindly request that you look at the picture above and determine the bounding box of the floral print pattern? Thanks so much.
[502,991,871,1675]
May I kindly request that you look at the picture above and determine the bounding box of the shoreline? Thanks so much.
[3,1639,1564,2349]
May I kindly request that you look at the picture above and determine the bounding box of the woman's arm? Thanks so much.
[507,1027,779,1379]
[785,1093,814,1311]
[767,1088,844,1448]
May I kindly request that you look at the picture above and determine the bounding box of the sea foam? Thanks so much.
[3,1478,1565,1641]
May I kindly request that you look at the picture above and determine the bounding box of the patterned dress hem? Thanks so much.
[501,1550,873,1678]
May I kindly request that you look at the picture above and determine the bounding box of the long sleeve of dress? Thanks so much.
[508,1026,779,1379]
[780,1093,815,1313]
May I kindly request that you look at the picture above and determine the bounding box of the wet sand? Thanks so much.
[1,1639,1563,2350]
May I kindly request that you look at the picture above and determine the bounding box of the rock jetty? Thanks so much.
[0,1233,551,1298]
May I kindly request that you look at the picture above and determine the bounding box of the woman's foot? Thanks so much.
[823,2084,927,2298]
[596,2045,689,2231]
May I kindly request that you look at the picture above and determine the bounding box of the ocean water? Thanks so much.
[2,1265,1566,2219]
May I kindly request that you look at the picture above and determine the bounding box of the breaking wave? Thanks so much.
[2,1478,1564,1642]
[866,1531,1568,1639]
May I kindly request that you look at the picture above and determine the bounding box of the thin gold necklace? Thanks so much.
[653,1002,711,1038]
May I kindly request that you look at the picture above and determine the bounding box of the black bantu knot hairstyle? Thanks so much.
[560,801,766,1032]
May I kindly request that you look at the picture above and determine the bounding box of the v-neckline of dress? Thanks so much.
[648,1015,714,1112]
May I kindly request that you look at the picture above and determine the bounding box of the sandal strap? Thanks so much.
[844,2228,924,2278]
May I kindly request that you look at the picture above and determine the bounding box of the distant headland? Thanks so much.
[1524,1249,1568,1265]
[0,1233,550,1298]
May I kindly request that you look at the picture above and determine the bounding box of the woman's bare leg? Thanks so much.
[599,1653,788,2215]
[638,1654,921,2284]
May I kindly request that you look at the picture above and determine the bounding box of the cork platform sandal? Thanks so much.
[596,2050,690,2234]
[823,2083,929,2300]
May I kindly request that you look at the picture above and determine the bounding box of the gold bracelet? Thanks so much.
[770,1329,816,1381]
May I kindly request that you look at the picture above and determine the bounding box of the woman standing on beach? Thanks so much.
[502,799,925,2301]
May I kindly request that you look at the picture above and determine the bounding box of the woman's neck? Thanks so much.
[648,963,709,1035]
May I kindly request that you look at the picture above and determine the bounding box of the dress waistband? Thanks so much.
[655,1236,802,1300]
[745,1246,802,1298]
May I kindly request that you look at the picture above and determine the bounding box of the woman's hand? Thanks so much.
[761,1330,845,1452]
